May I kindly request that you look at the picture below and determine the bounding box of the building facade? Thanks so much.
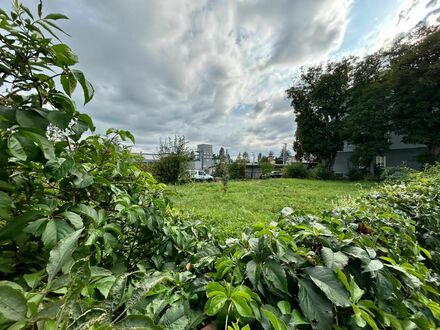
[333,134,427,175]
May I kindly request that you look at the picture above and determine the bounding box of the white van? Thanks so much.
[187,170,214,182]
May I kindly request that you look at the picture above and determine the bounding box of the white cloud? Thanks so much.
[15,0,354,155]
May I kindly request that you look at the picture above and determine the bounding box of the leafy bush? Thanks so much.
[311,164,336,180]
[380,165,416,182]
[348,167,367,181]
[260,160,273,176]
[229,160,246,179]
[282,163,309,178]
[149,136,192,184]
[0,2,439,330]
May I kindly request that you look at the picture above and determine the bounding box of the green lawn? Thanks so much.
[169,178,375,238]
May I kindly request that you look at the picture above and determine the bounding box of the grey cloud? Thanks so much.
[15,0,352,153]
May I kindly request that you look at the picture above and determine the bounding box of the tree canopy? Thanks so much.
[287,25,440,172]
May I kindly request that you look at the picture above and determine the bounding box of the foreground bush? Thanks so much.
[282,163,309,178]
[0,3,439,330]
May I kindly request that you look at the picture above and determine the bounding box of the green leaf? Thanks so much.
[263,259,288,294]
[0,191,12,220]
[52,44,78,66]
[78,113,95,132]
[44,13,68,20]
[16,109,48,131]
[60,71,77,96]
[38,1,42,17]
[46,228,83,283]
[343,246,370,263]
[362,260,383,273]
[0,281,27,322]
[106,273,129,312]
[231,296,253,318]
[353,305,379,330]
[298,278,333,330]
[72,204,98,222]
[47,111,72,129]
[306,266,351,307]
[321,247,349,270]
[289,310,309,327]
[48,92,76,114]
[68,258,91,297]
[94,276,116,298]
[45,158,73,180]
[42,219,74,249]
[349,276,364,303]
[8,134,28,161]
[205,295,228,316]
[261,308,288,330]
[206,282,227,297]
[21,130,55,160]
[115,315,162,330]
[73,171,94,189]
[72,70,94,105]
[0,211,40,241]
[277,301,291,315]
[62,212,83,230]
[127,276,172,308]
[246,260,260,289]
[23,270,45,290]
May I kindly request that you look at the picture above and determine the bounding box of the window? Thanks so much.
[375,155,386,168]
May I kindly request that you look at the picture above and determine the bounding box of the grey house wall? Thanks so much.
[334,134,427,175]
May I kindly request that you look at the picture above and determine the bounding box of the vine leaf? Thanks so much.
[0,281,27,321]
[47,228,83,283]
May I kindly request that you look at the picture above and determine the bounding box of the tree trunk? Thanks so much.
[429,145,440,159]
[325,154,336,171]
[369,158,375,177]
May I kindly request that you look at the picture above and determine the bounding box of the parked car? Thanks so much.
[261,171,283,179]
[187,170,214,182]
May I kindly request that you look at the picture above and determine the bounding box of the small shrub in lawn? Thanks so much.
[283,163,309,178]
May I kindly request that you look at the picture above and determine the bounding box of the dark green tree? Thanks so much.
[388,26,440,162]
[286,59,353,170]
[345,53,392,175]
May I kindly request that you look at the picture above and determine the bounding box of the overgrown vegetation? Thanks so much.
[0,2,439,330]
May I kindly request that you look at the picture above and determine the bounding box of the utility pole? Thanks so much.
[283,143,287,165]
[251,152,255,179]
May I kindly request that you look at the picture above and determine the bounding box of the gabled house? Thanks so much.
[333,134,427,175]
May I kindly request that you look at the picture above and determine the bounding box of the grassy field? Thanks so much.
[169,178,375,238]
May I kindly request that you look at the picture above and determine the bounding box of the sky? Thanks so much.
[8,0,440,157]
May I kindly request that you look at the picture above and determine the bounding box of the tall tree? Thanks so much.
[286,59,353,170]
[388,26,440,161]
[345,53,392,174]
[242,151,250,162]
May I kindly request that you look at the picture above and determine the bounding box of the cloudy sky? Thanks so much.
[12,0,440,157]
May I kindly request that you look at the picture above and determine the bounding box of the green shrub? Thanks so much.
[229,160,246,179]
[380,165,416,182]
[348,167,367,181]
[260,160,273,176]
[282,163,309,178]
[311,164,336,180]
